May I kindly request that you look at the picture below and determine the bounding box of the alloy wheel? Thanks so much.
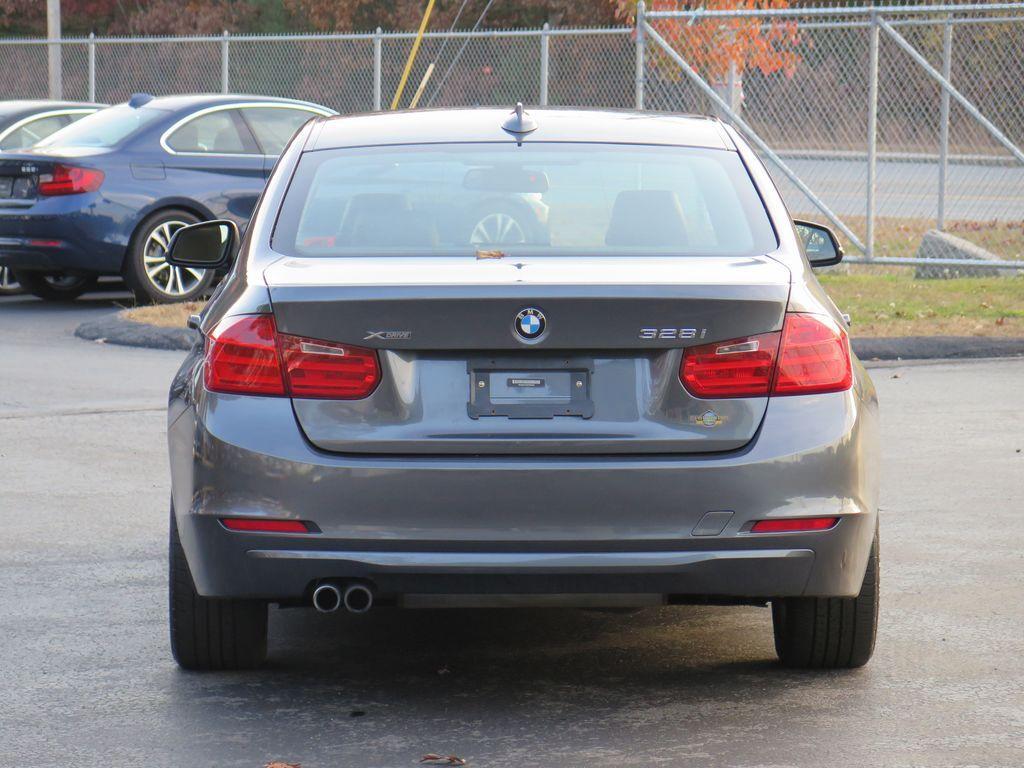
[470,212,527,246]
[143,220,207,298]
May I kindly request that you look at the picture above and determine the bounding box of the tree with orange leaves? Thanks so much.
[617,0,802,116]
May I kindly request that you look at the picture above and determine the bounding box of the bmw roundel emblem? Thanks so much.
[514,307,546,341]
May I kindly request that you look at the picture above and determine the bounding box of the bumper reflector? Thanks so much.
[220,518,313,533]
[750,517,840,533]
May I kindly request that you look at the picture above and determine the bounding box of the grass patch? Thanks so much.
[819,273,1024,337]
[122,301,205,328]
[120,274,1024,339]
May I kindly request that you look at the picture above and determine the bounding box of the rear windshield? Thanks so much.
[35,104,164,149]
[271,143,777,258]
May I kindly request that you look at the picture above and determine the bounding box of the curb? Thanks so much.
[75,316,198,351]
[852,336,1024,361]
[75,315,1024,361]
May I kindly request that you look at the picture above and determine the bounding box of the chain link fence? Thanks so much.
[0,27,635,112]
[1,3,1022,267]
[641,2,1024,266]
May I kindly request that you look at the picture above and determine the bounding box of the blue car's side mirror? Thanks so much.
[166,220,239,270]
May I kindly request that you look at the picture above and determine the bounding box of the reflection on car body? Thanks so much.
[0,93,334,303]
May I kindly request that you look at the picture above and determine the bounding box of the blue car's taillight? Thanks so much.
[37,164,105,196]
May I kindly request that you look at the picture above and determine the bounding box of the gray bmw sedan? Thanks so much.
[165,106,878,671]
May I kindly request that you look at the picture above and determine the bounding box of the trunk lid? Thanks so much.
[0,155,52,203]
[265,255,791,455]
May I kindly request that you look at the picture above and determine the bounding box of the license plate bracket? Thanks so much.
[467,356,594,419]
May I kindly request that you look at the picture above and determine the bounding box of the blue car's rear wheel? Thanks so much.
[12,271,98,302]
[124,209,216,304]
[771,531,879,669]
[169,507,268,670]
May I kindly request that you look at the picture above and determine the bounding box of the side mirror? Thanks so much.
[794,220,844,267]
[166,220,239,270]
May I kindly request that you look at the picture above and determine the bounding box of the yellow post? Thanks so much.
[391,0,437,110]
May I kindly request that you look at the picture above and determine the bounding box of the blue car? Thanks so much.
[0,99,105,293]
[0,94,335,302]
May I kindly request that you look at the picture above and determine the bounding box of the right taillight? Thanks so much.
[680,331,782,398]
[680,313,851,398]
[772,313,852,395]
[204,314,380,399]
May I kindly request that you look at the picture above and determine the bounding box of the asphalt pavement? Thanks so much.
[1,291,1022,768]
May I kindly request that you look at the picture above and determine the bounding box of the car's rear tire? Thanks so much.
[12,270,98,302]
[771,530,879,669]
[123,209,215,304]
[169,507,268,671]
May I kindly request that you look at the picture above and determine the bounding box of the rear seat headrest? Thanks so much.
[605,190,688,248]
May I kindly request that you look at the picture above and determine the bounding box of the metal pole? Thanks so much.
[88,32,96,102]
[866,10,879,260]
[877,16,1024,165]
[408,62,435,108]
[47,0,62,99]
[539,23,550,106]
[391,0,438,109]
[726,59,739,119]
[373,28,383,111]
[221,30,230,94]
[635,1,646,110]
[937,16,953,230]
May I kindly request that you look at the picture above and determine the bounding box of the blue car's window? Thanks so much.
[242,107,318,156]
[166,110,256,155]
[272,143,776,258]
[36,104,164,148]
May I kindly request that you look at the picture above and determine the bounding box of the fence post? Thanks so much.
[635,0,645,110]
[373,27,383,111]
[539,23,550,106]
[938,15,953,230]
[88,32,96,102]
[221,30,230,94]
[866,9,879,260]
[47,0,62,99]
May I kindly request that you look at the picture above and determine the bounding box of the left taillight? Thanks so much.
[680,313,852,399]
[37,164,104,196]
[204,314,380,399]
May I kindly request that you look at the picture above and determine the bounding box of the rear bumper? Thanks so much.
[168,363,879,602]
[0,203,126,274]
[0,236,94,273]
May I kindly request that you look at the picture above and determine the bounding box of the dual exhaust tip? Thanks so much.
[312,582,374,614]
